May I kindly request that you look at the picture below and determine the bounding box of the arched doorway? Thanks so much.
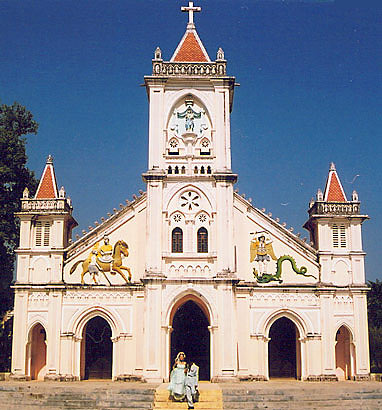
[27,323,47,380]
[171,299,210,380]
[335,326,353,380]
[268,317,301,379]
[80,316,112,379]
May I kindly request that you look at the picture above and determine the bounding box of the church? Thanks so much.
[11,2,370,383]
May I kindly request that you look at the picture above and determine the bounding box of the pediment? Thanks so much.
[234,193,320,285]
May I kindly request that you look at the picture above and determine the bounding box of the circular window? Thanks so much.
[180,191,200,212]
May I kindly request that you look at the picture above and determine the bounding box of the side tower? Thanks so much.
[11,155,77,380]
[304,163,370,379]
[304,163,368,286]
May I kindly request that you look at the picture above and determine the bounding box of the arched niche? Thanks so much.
[26,323,47,380]
[166,94,212,149]
[335,325,355,380]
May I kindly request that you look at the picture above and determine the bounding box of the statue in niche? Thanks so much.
[177,106,201,132]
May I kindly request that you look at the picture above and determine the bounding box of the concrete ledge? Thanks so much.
[44,374,79,382]
[9,374,30,381]
[371,373,382,381]
[354,374,371,381]
[115,374,146,382]
[0,373,10,381]
[305,374,338,381]
[238,375,267,382]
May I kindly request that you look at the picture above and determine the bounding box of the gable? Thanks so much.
[63,196,147,285]
[233,194,320,285]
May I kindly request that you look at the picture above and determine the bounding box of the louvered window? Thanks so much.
[35,221,42,246]
[332,224,346,248]
[36,221,51,247]
[43,222,50,246]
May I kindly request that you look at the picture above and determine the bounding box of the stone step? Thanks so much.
[153,384,223,410]
[155,392,221,400]
[223,398,382,409]
[0,382,157,409]
[154,403,222,409]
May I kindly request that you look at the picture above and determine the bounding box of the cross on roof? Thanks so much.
[181,1,201,26]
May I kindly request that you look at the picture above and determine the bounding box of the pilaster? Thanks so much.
[11,290,29,378]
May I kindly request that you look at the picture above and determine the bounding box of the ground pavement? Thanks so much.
[0,380,382,409]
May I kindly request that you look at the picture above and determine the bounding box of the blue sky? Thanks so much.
[1,0,381,280]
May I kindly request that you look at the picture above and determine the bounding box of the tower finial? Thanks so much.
[181,1,201,28]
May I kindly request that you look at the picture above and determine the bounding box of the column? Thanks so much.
[11,290,29,379]
[353,292,370,378]
[45,290,63,379]
[143,174,165,275]
[143,282,163,382]
[304,335,322,379]
[320,291,336,377]
[216,283,236,380]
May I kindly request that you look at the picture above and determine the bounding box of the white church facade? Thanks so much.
[11,3,370,383]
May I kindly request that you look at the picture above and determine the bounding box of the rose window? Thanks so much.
[173,213,182,223]
[180,191,200,211]
[169,139,178,148]
[201,139,210,148]
[198,214,207,223]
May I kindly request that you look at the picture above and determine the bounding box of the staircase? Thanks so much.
[153,382,223,410]
[221,381,382,409]
[0,381,157,409]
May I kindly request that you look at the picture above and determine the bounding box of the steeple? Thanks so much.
[323,162,347,202]
[35,154,58,199]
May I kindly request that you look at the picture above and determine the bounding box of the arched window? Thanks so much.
[197,227,208,253]
[168,166,172,174]
[172,227,183,253]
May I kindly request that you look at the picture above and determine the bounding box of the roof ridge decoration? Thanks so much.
[149,1,227,77]
[170,2,210,63]
[35,154,59,199]
[323,162,347,202]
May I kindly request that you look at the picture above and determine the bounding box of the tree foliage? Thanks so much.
[0,102,39,371]
[368,279,382,372]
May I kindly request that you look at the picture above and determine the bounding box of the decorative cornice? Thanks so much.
[213,172,238,183]
[18,198,73,214]
[142,171,166,182]
[308,201,362,216]
[151,61,227,77]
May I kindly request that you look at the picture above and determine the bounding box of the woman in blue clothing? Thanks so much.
[168,351,187,401]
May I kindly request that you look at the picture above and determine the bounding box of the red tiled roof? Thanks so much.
[324,170,347,202]
[173,32,208,62]
[36,165,57,199]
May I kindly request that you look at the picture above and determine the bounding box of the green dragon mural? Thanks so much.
[253,255,316,284]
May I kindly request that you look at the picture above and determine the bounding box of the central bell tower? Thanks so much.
[142,2,237,278]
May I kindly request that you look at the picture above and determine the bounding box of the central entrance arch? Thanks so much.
[268,317,301,379]
[170,298,210,380]
[80,316,112,379]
